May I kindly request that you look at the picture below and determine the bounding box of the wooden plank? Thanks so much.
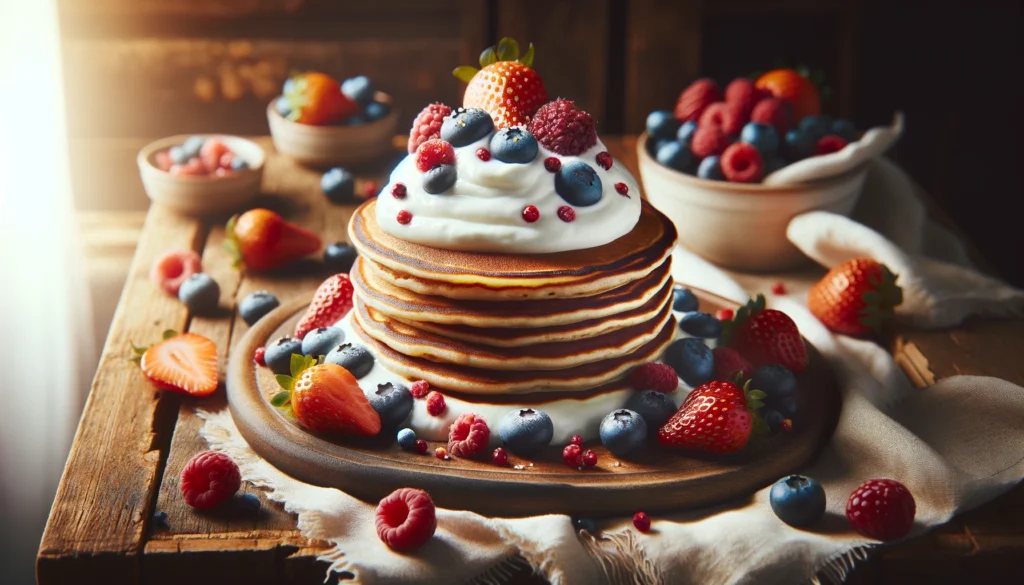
[891,319,1024,387]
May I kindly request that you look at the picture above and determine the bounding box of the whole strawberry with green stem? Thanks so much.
[453,37,548,129]
[271,354,381,436]
[283,72,359,126]
[721,294,809,374]
[225,209,322,272]
[808,258,903,336]
[657,379,769,454]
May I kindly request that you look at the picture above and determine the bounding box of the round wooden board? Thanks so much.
[227,288,841,518]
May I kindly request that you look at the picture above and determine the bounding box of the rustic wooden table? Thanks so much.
[38,137,1024,584]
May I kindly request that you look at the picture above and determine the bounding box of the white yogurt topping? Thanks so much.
[375,135,642,254]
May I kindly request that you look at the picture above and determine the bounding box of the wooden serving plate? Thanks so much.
[227,288,841,517]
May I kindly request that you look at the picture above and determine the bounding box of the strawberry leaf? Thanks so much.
[496,37,519,62]
[518,43,535,68]
[751,412,771,436]
[479,46,497,68]
[270,391,291,407]
[130,342,148,355]
[289,353,305,378]
[275,374,294,391]
[748,389,767,401]
[453,66,479,83]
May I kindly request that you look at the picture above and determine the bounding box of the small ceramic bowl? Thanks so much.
[267,91,399,168]
[137,134,265,215]
[637,132,869,272]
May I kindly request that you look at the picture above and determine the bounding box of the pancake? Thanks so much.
[349,315,677,394]
[354,297,673,370]
[352,256,672,328]
[348,199,678,300]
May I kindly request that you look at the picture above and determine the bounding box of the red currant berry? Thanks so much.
[562,444,583,468]
[771,282,787,295]
[544,157,561,172]
[557,206,576,223]
[434,447,447,459]
[476,148,491,161]
[780,419,793,433]
[633,512,651,533]
[522,205,540,223]
[614,182,629,197]
[363,181,379,198]
[391,183,407,199]
[596,151,613,170]
[253,346,266,366]
[715,308,735,321]
[569,434,583,446]
[413,439,428,454]
[492,447,508,466]
[396,210,412,225]
[582,449,598,468]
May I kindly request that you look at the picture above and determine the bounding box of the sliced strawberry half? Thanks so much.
[294,274,354,339]
[139,332,218,396]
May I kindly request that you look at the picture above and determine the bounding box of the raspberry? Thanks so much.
[815,135,849,156]
[582,450,598,468]
[562,444,583,468]
[391,183,406,199]
[751,98,794,134]
[426,391,446,416]
[674,78,721,123]
[415,139,456,172]
[544,157,561,172]
[595,151,613,170]
[434,447,447,459]
[711,347,753,382]
[410,380,430,398]
[408,103,452,153]
[846,479,916,541]
[522,205,540,223]
[150,248,202,297]
[771,282,787,295]
[396,210,412,225]
[180,451,241,510]
[447,412,490,458]
[716,308,734,321]
[476,148,491,161]
[632,511,651,533]
[724,78,768,119]
[557,206,576,223]
[699,102,745,137]
[413,439,428,454]
[492,447,509,466]
[614,182,629,197]
[690,124,729,158]
[629,363,678,393]
[720,142,765,183]
[253,346,266,366]
[569,434,583,446]
[528,99,597,156]
[375,487,437,551]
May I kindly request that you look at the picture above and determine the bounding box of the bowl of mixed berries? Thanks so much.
[268,73,398,168]
[638,69,900,272]
[138,134,265,215]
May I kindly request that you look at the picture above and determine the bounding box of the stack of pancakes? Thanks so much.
[347,199,679,399]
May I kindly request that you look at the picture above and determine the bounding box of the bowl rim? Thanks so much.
[137,133,266,182]
[637,131,869,195]
[267,90,397,132]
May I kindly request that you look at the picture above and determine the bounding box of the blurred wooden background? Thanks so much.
[60,0,1021,285]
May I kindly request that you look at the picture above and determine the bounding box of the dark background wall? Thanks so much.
[59,0,1022,285]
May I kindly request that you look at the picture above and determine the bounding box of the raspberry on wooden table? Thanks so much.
[846,479,916,541]
[180,451,241,510]
[375,488,437,551]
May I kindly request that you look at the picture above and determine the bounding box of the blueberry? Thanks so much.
[239,291,279,326]
[422,164,457,194]
[697,155,725,180]
[554,162,602,207]
[740,122,779,155]
[663,337,714,387]
[655,141,692,172]
[678,312,722,339]
[238,493,261,512]
[764,409,785,432]
[776,396,800,420]
[599,409,647,458]
[672,287,699,312]
[346,115,366,126]
[751,365,798,402]
[397,427,417,449]
[624,390,677,433]
[831,119,857,141]
[572,517,598,534]
[341,75,374,106]
[323,242,358,273]
[769,475,826,527]
[230,157,250,171]
[275,95,292,118]
[324,343,374,379]
[265,336,302,375]
[321,168,356,204]
[368,382,413,428]
[676,121,698,146]
[645,110,679,141]
[364,101,390,121]
[648,137,672,157]
[440,107,494,147]
[783,130,816,161]
[489,127,539,164]
[798,115,833,141]
[152,511,169,527]
[765,156,787,175]
[178,273,220,314]
[182,136,205,159]
[301,326,346,358]
[169,145,189,165]
[498,408,554,456]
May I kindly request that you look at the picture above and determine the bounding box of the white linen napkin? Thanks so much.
[200,158,1024,584]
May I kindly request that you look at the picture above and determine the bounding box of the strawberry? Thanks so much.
[454,38,548,128]
[721,295,808,374]
[656,380,766,454]
[271,356,381,436]
[134,331,218,397]
[283,72,359,126]
[808,258,903,336]
[294,274,354,339]
[225,209,322,272]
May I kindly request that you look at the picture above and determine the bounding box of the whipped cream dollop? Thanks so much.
[375,134,642,254]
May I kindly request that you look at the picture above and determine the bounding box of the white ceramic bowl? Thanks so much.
[137,134,265,215]
[637,132,869,272]
[267,91,399,168]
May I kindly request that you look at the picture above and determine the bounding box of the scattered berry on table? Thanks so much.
[679,312,723,339]
[645,110,679,141]
[555,161,603,207]
[368,382,414,428]
[846,479,916,541]
[492,447,509,466]
[582,450,598,468]
[390,183,407,199]
[808,258,903,336]
[783,129,816,161]
[521,205,540,223]
[725,77,769,118]
[629,362,679,393]
[150,249,202,297]
[599,409,648,458]
[397,428,417,450]
[295,274,355,339]
[254,346,266,366]
[288,362,381,435]
[414,439,428,454]
[697,155,725,180]
[672,287,699,312]
[720,142,765,183]
[323,242,359,274]
[434,447,447,459]
[751,98,795,135]
[815,134,848,156]
[139,332,219,396]
[425,391,447,416]
[674,78,721,123]
[655,141,692,172]
[562,444,583,468]
[300,326,346,358]
[476,148,491,161]
[396,210,413,225]
[711,346,753,382]
[152,511,169,527]
[321,168,356,204]
[569,434,583,446]
[375,487,437,551]
[614,182,629,197]
[771,282,787,295]
[177,273,220,314]
[490,127,539,164]
[798,115,833,141]
[699,102,745,137]
[657,380,754,454]
[461,43,548,128]
[624,389,677,432]
[572,517,598,534]
[422,164,458,194]
[238,493,261,512]
[447,412,491,458]
[341,75,374,106]
[722,295,808,373]
[663,337,715,386]
[264,336,302,375]
[498,408,554,456]
[543,157,561,173]
[830,119,857,141]
[410,380,430,398]
[362,180,378,198]
[595,151,613,170]
[324,343,374,379]
[440,107,495,147]
[225,208,321,272]
[676,120,698,146]
[364,101,390,121]
[740,122,780,156]
[715,308,734,321]
[690,124,729,159]
[180,451,241,510]
[528,98,596,156]
[633,512,651,533]
[408,103,453,153]
[770,475,826,527]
